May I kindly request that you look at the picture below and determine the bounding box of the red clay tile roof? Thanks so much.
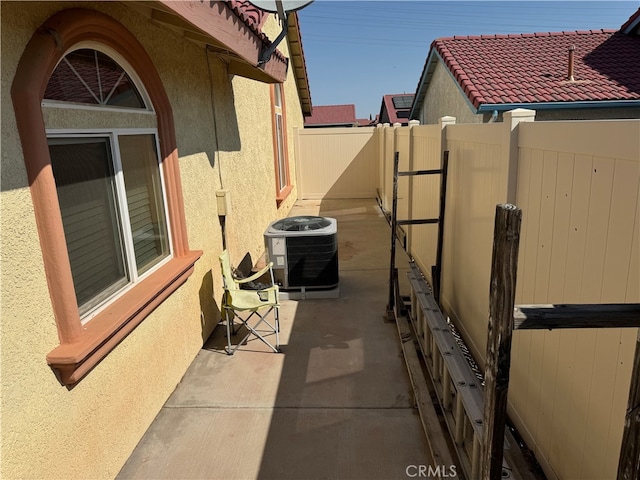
[427,29,640,110]
[304,104,357,126]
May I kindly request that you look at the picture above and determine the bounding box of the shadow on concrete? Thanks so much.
[253,199,428,479]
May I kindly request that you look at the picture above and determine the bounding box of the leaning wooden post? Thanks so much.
[617,329,640,480]
[481,204,522,480]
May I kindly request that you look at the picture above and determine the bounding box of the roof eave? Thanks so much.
[621,8,640,34]
[150,0,288,83]
[477,99,640,112]
[287,12,312,116]
[409,47,438,119]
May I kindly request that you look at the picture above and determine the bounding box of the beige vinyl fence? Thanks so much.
[295,126,377,199]
[374,112,640,480]
[294,114,639,479]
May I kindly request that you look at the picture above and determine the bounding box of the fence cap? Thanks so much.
[504,108,536,118]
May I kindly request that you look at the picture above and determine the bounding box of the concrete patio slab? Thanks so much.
[117,199,432,480]
[118,407,428,480]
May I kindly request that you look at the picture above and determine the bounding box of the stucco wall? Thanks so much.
[1,2,304,479]
[419,60,483,125]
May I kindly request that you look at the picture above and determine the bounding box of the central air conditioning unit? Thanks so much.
[264,216,339,290]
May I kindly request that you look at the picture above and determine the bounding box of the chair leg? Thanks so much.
[225,306,281,354]
[275,306,281,352]
[224,307,234,355]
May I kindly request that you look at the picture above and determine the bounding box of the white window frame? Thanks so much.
[46,127,173,323]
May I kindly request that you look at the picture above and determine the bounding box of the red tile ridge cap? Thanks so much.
[438,29,617,42]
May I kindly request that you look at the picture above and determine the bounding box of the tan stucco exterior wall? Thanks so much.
[1,2,304,479]
[419,60,483,125]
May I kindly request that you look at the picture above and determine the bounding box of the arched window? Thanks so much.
[44,47,171,321]
[11,9,201,385]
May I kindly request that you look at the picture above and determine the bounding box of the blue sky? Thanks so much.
[296,1,639,119]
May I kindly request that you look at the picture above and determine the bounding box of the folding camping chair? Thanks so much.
[219,250,280,355]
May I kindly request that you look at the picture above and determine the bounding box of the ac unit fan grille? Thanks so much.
[286,235,338,288]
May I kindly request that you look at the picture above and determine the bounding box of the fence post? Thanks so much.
[437,116,455,302]
[376,123,384,206]
[481,204,522,480]
[439,116,456,159]
[407,119,420,254]
[618,328,640,479]
[502,109,535,204]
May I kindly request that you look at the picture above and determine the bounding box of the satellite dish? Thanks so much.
[247,0,315,66]
[247,1,314,14]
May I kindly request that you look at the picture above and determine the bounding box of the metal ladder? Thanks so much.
[386,150,449,319]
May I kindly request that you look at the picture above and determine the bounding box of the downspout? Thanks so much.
[488,110,498,123]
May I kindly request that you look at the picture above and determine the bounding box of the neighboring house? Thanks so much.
[356,117,376,126]
[304,104,359,127]
[1,1,310,478]
[410,10,640,124]
[376,93,415,125]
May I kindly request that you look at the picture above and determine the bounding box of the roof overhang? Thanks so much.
[128,1,288,83]
[621,8,640,34]
[478,99,640,112]
[287,12,312,116]
[409,46,438,119]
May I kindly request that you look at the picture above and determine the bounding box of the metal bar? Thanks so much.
[514,303,640,330]
[393,268,402,317]
[480,204,522,480]
[398,168,443,176]
[433,151,449,306]
[386,152,400,317]
[258,14,289,65]
[397,218,439,226]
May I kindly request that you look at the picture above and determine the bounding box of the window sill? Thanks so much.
[47,250,202,386]
[276,185,293,207]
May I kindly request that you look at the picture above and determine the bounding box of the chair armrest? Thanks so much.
[236,262,274,284]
